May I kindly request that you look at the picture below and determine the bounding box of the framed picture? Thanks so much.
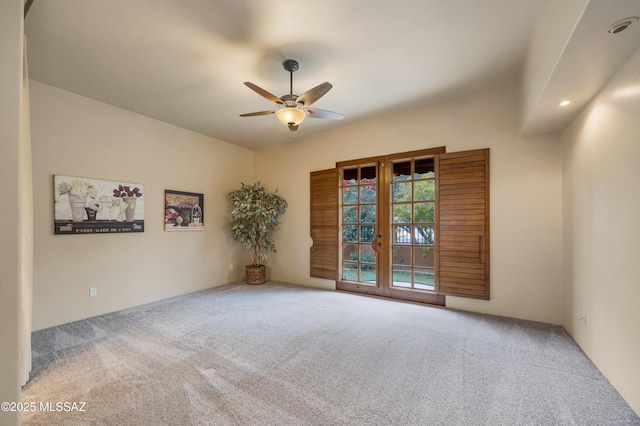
[165,190,204,231]
[54,175,145,235]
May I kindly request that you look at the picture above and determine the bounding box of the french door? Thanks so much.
[335,148,446,305]
[310,147,490,304]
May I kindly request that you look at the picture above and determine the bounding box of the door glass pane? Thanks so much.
[414,247,434,267]
[360,205,376,223]
[392,268,412,287]
[392,225,412,244]
[360,226,375,243]
[360,245,376,263]
[392,204,411,223]
[343,168,358,185]
[414,225,435,245]
[360,165,377,183]
[342,244,358,262]
[393,161,411,181]
[360,186,376,203]
[414,202,434,223]
[343,225,358,242]
[342,262,357,280]
[359,264,376,283]
[343,187,358,204]
[343,206,358,223]
[414,158,435,179]
[392,182,411,202]
[414,269,435,290]
[392,245,412,266]
[414,180,435,201]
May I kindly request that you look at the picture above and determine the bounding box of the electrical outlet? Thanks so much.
[580,311,587,325]
[230,263,234,270]
[89,287,97,297]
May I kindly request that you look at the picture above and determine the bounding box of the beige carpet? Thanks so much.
[23,282,640,425]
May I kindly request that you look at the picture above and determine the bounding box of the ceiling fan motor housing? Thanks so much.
[280,94,299,108]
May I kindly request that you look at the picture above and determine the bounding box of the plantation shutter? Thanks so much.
[310,168,339,279]
[436,148,490,299]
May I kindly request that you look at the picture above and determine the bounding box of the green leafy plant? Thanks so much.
[228,182,288,266]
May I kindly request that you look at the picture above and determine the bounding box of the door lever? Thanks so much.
[370,228,380,252]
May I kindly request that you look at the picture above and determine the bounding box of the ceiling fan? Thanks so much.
[240,59,344,131]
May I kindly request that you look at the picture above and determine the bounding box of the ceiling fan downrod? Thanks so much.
[283,59,299,96]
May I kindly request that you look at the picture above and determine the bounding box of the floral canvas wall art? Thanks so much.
[165,190,204,231]
[54,175,145,234]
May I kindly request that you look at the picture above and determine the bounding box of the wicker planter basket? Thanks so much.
[246,265,266,285]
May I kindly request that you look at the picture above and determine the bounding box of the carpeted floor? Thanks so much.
[23,282,640,425]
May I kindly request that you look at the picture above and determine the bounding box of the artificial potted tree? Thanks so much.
[228,182,288,285]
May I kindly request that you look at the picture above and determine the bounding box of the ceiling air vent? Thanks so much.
[608,17,638,34]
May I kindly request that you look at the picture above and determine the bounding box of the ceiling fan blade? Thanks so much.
[244,82,283,105]
[239,110,276,117]
[306,108,344,120]
[296,82,333,107]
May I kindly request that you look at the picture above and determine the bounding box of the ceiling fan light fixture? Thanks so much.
[276,107,307,127]
[241,59,342,131]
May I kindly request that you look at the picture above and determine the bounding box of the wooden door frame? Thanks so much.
[335,157,386,298]
[335,147,446,306]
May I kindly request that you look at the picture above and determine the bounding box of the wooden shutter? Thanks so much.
[310,168,339,279]
[436,149,490,299]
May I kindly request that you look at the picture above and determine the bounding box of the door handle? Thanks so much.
[370,228,380,252]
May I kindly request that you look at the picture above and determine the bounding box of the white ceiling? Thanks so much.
[24,0,640,150]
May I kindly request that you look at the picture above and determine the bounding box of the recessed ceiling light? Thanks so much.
[608,17,638,34]
[558,99,572,107]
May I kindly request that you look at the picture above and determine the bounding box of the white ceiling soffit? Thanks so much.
[521,0,640,136]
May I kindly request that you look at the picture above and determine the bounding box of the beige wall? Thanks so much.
[30,81,253,330]
[20,47,640,415]
[255,83,563,324]
[561,49,640,414]
[0,0,24,424]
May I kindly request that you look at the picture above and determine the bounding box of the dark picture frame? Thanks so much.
[164,190,204,231]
